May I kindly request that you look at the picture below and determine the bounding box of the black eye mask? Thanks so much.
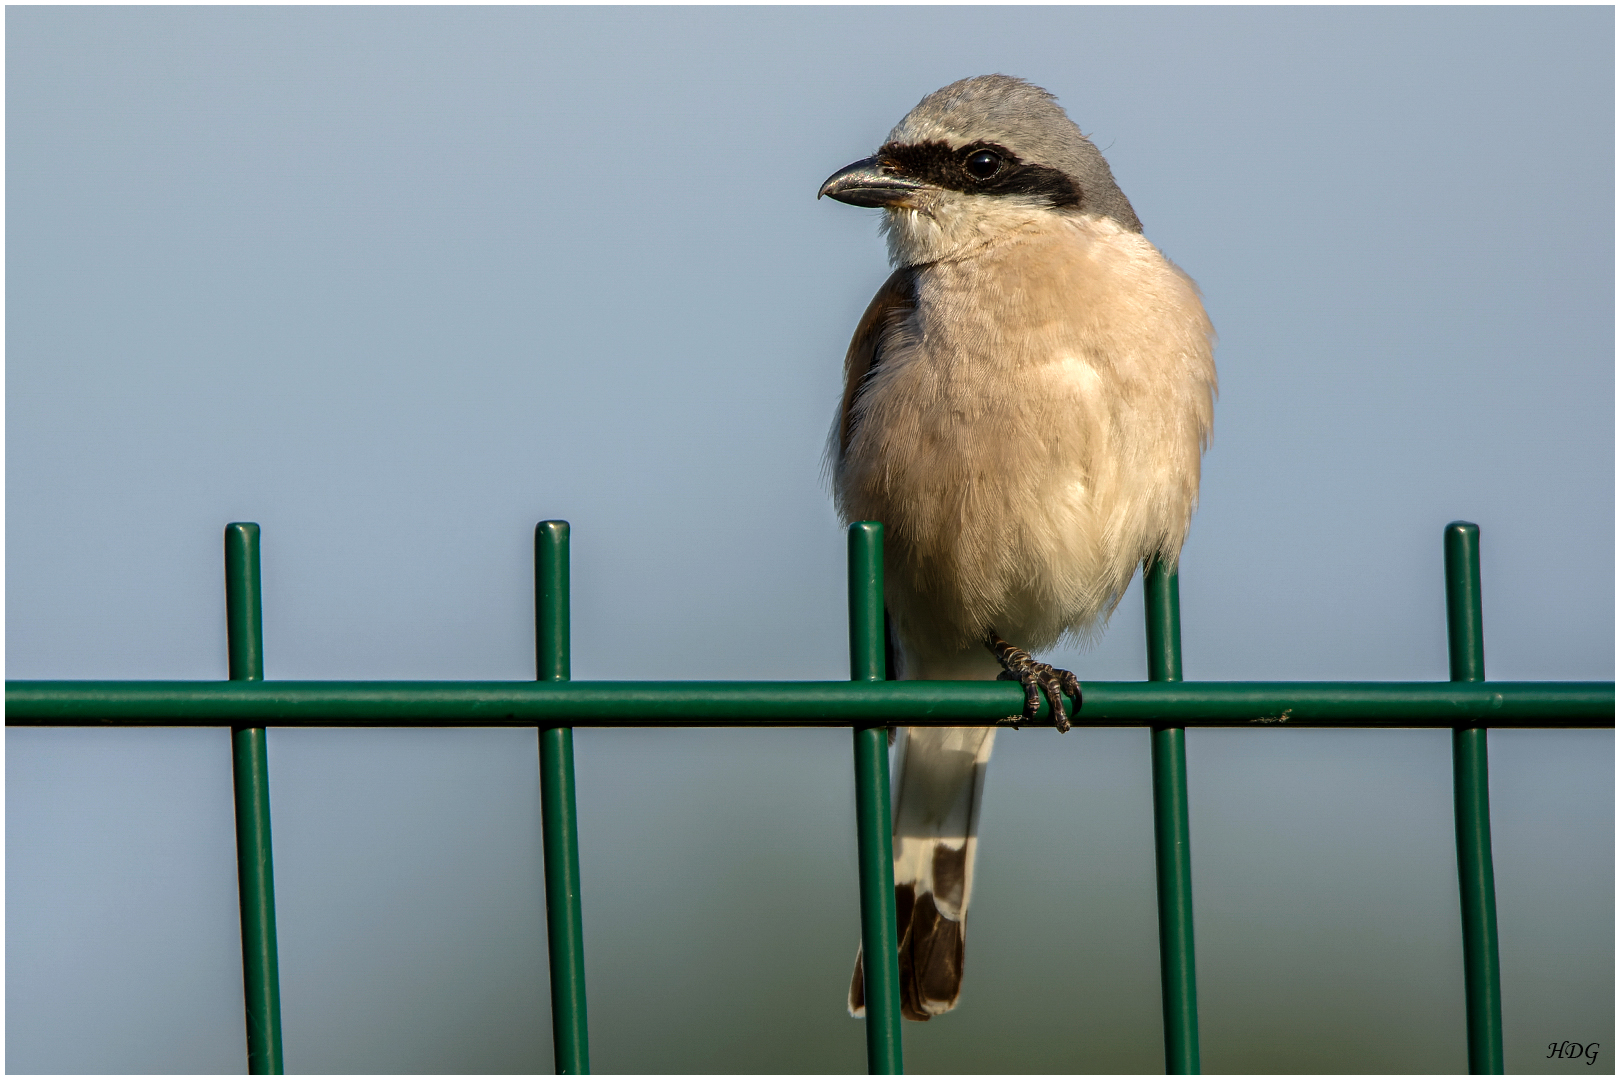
[876,140,1082,210]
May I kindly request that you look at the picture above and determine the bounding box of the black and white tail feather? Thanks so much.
[848,725,995,1021]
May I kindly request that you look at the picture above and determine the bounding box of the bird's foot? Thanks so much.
[984,630,1081,733]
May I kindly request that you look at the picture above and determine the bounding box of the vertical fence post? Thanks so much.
[225,523,284,1075]
[1445,522,1504,1074]
[848,522,904,1075]
[1145,556,1201,1075]
[536,521,590,1075]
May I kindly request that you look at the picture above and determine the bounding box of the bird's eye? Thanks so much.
[964,150,1003,180]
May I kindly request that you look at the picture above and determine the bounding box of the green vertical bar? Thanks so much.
[848,522,903,1075]
[1145,557,1200,1075]
[536,521,590,1075]
[225,523,284,1075]
[848,524,887,685]
[1445,522,1503,1074]
[1445,524,1487,685]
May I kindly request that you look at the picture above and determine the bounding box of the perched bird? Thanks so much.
[820,75,1216,1021]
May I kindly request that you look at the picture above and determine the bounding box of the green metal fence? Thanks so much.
[6,519,1612,1075]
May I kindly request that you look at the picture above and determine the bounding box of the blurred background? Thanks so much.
[6,6,1612,1074]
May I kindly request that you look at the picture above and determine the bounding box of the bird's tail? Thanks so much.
[848,725,996,1021]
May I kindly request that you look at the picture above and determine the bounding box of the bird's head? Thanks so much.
[818,74,1141,267]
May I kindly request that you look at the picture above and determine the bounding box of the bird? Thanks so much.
[819,75,1216,1022]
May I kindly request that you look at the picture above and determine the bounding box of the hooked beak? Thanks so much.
[818,155,927,208]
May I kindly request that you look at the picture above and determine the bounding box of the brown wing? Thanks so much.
[838,266,918,459]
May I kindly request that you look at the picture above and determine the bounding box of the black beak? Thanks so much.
[818,155,927,208]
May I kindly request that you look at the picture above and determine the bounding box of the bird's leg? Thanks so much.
[984,630,1081,733]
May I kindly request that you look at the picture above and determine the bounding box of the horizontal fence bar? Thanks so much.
[8,680,1611,727]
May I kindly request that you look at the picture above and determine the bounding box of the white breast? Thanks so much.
[834,213,1216,676]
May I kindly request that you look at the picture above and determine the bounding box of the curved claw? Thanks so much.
[996,668,1040,727]
[1036,665,1071,733]
[984,630,1081,733]
[1057,668,1083,716]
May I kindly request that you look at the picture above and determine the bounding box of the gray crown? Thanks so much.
[889,74,1141,232]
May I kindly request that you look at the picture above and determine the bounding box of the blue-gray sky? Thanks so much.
[7,6,1613,1074]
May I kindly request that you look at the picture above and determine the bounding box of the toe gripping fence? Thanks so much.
[6,520,1613,1075]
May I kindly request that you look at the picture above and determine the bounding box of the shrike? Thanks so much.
[820,75,1216,1021]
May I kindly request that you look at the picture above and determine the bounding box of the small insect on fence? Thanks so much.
[6,520,1612,1076]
